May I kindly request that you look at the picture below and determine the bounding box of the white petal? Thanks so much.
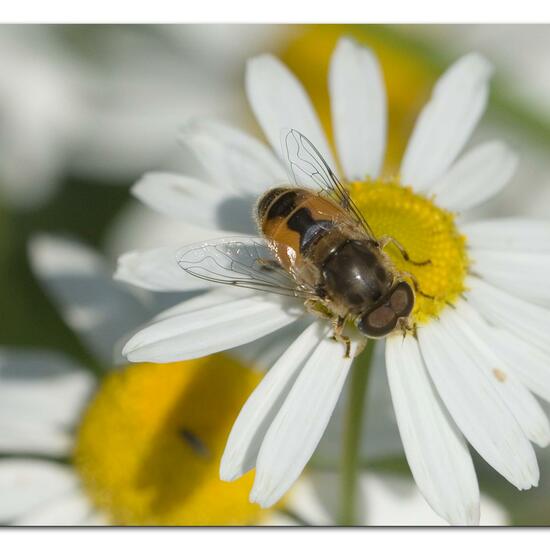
[0,349,93,454]
[0,460,78,523]
[282,471,508,526]
[115,243,211,292]
[28,234,150,364]
[449,300,550,447]
[80,510,109,526]
[431,142,518,211]
[481,325,550,405]
[401,53,493,191]
[358,473,507,526]
[315,340,404,466]
[329,37,387,180]
[151,287,247,322]
[463,217,550,253]
[246,54,336,171]
[250,336,356,507]
[221,322,325,481]
[467,276,550,357]
[14,489,92,526]
[106,200,229,259]
[232,318,307,372]
[179,118,286,194]
[385,334,479,525]
[132,172,235,229]
[123,293,303,363]
[470,249,550,306]
[0,418,71,456]
[418,311,539,490]
[268,473,334,526]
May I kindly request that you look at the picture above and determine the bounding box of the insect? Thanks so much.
[177,129,430,357]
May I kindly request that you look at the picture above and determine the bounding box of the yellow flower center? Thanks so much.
[73,355,266,525]
[349,180,469,324]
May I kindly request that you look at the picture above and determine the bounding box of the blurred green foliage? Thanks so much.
[0,176,130,371]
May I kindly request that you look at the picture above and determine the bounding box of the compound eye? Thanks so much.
[358,305,398,338]
[390,281,415,317]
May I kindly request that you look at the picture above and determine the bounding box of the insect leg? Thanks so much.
[399,271,436,300]
[379,236,431,266]
[331,316,351,358]
[304,297,333,320]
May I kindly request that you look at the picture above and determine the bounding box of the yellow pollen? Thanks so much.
[73,355,266,526]
[348,180,469,324]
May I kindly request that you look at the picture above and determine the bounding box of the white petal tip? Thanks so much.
[121,333,146,361]
[450,502,480,526]
[462,52,494,79]
[113,252,136,281]
[247,53,277,70]
[121,344,136,361]
[249,478,279,509]
[249,490,273,509]
[515,469,539,491]
[219,460,241,483]
[130,173,162,202]
[335,35,375,57]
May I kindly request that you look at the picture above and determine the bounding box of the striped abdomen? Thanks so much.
[256,187,351,274]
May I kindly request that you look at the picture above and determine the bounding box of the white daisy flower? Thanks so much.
[2,235,509,525]
[115,37,550,525]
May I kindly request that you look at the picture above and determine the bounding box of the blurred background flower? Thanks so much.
[1,23,550,525]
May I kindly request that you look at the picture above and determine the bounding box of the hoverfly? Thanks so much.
[177,129,429,357]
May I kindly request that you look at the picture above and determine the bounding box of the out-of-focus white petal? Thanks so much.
[132,172,235,228]
[329,37,386,180]
[402,53,493,192]
[0,31,86,210]
[250,337,356,507]
[0,419,72,456]
[0,460,78,523]
[123,293,303,363]
[80,510,109,526]
[386,334,479,525]
[462,218,550,253]
[470,249,550,306]
[431,142,518,211]
[360,474,507,526]
[28,234,150,364]
[0,349,93,455]
[282,471,508,526]
[179,118,286,194]
[114,244,211,292]
[418,311,539,490]
[13,489,92,526]
[221,322,325,481]
[449,301,550,447]
[105,201,230,261]
[246,54,336,172]
[467,276,550,357]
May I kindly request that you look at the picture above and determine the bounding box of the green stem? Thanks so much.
[339,340,375,526]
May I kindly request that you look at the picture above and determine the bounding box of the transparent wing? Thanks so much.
[176,237,316,299]
[282,128,376,239]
